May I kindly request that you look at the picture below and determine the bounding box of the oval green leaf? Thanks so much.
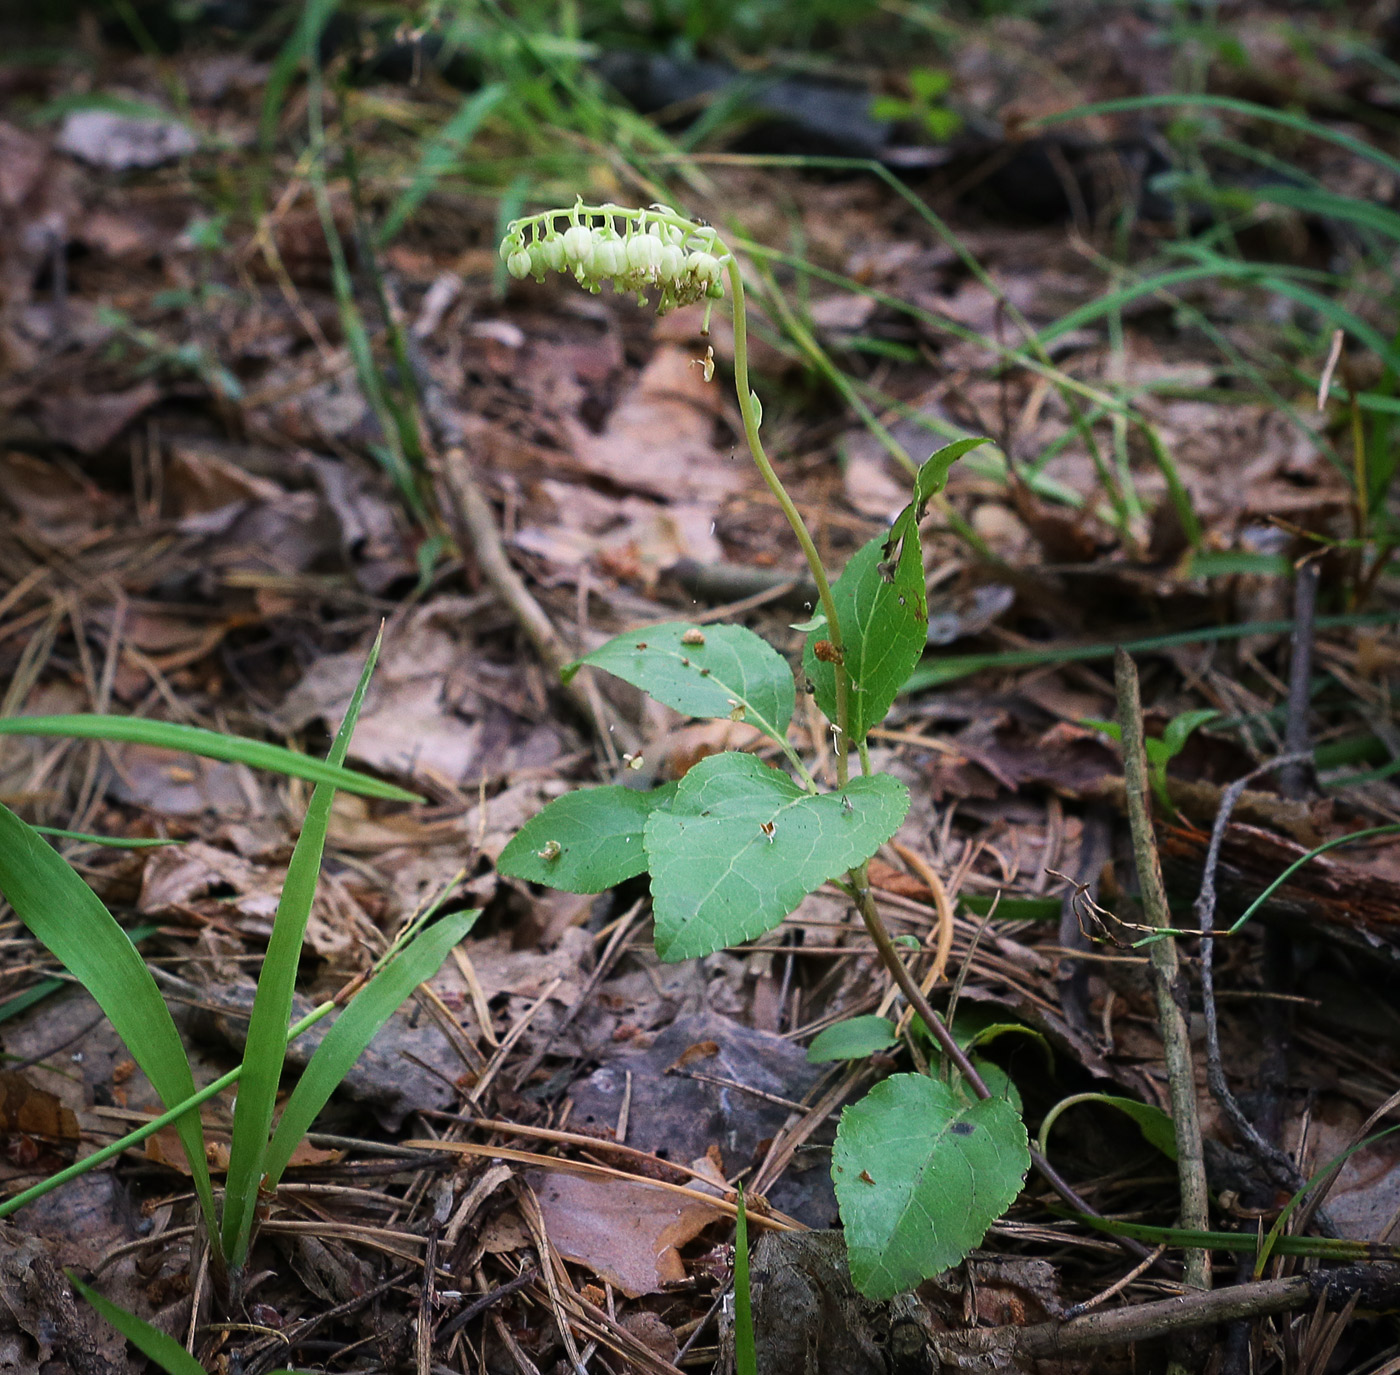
[565,623,795,745]
[497,784,675,893]
[833,1073,1029,1300]
[644,753,909,961]
[804,532,927,744]
[807,1015,899,1063]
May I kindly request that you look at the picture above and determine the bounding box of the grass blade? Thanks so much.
[69,1273,315,1375]
[903,609,1400,691]
[68,1273,208,1375]
[221,633,382,1268]
[733,1185,757,1375]
[378,83,509,244]
[0,806,217,1232]
[0,716,419,802]
[262,906,479,1190]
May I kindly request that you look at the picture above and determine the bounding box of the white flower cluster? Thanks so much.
[499,202,731,315]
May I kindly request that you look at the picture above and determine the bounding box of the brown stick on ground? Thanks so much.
[433,445,638,757]
[1114,648,1211,1292]
[946,1264,1400,1361]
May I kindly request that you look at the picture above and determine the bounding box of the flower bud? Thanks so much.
[627,234,661,274]
[507,249,533,280]
[657,243,684,282]
[500,237,520,263]
[562,224,595,268]
[543,235,567,271]
[687,250,720,283]
[529,242,549,276]
[594,237,624,276]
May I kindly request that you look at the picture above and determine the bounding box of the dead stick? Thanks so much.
[1114,648,1211,1291]
[971,1265,1398,1359]
[433,446,638,757]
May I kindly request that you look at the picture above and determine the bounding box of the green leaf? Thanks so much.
[69,1274,318,1375]
[833,1073,1029,1300]
[222,635,380,1268]
[0,808,217,1235]
[807,1015,899,1063]
[69,1274,207,1375]
[644,753,909,961]
[883,438,990,571]
[262,908,479,1190]
[566,623,794,745]
[0,715,419,801]
[1161,708,1219,759]
[734,1186,757,1375]
[497,784,675,893]
[1038,1092,1177,1161]
[378,84,508,243]
[803,533,927,743]
[959,1059,1023,1114]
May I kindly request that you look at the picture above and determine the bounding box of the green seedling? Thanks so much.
[1084,707,1219,817]
[870,67,962,142]
[496,200,1025,1300]
[0,637,478,1326]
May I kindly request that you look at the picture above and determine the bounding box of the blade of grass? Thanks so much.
[68,1273,210,1375]
[262,905,479,1190]
[903,608,1400,691]
[0,716,419,801]
[733,1184,757,1375]
[221,632,382,1269]
[0,806,217,1234]
[377,83,509,244]
[0,991,340,1222]
[68,1273,315,1375]
[1033,94,1400,184]
[31,827,181,848]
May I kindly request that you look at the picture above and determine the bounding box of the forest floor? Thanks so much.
[3,2,1400,1372]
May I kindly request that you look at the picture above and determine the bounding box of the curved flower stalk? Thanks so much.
[501,199,852,769]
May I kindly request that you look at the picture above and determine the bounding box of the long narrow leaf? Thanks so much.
[69,1275,315,1375]
[262,907,478,1190]
[378,84,509,243]
[221,633,382,1268]
[0,716,419,801]
[68,1274,208,1375]
[0,807,216,1232]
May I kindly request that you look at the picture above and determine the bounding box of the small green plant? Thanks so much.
[496,201,1029,1300]
[870,67,962,142]
[1084,707,1219,818]
[0,638,479,1324]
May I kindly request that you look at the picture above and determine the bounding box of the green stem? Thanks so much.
[726,260,851,782]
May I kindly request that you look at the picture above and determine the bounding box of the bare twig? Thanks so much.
[1194,752,1323,1207]
[949,1265,1400,1361]
[1114,648,1211,1291]
[432,446,637,759]
[1280,563,1320,801]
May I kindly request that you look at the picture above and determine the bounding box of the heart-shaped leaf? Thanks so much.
[833,1073,1029,1300]
[644,753,908,961]
[565,623,794,744]
[498,784,675,893]
[804,531,926,744]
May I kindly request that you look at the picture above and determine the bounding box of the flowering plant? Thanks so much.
[498,201,1026,1299]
